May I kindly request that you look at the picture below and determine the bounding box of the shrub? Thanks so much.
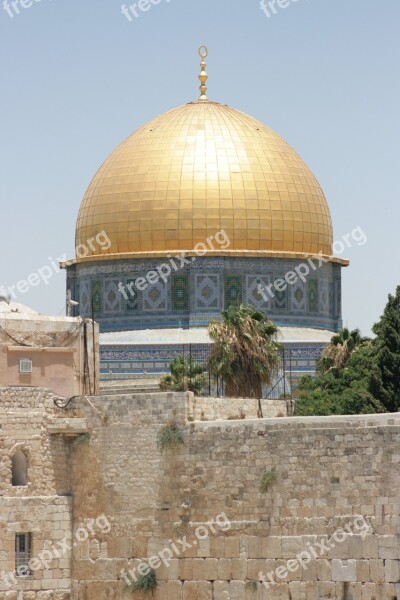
[157,422,184,453]
[260,468,277,492]
[125,569,157,594]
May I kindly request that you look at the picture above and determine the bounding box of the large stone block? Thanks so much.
[385,559,400,583]
[331,559,356,582]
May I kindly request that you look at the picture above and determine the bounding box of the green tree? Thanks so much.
[296,343,384,416]
[369,285,400,412]
[160,355,206,395]
[208,304,280,398]
[317,328,366,375]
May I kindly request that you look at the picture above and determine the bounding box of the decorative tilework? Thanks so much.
[79,281,91,317]
[195,275,220,310]
[71,255,343,331]
[126,279,139,312]
[292,280,306,312]
[143,281,167,311]
[273,276,289,311]
[246,275,271,310]
[92,280,102,315]
[172,274,189,311]
[319,280,330,314]
[224,275,242,308]
[308,279,318,313]
[104,279,122,314]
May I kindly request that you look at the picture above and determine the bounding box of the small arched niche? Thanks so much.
[11,450,28,486]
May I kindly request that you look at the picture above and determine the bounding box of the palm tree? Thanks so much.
[317,328,367,374]
[160,355,206,395]
[208,304,280,398]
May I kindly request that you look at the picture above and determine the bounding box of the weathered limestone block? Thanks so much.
[356,559,370,582]
[197,537,210,558]
[204,558,218,580]
[93,558,117,580]
[231,557,247,580]
[259,581,290,599]
[378,535,399,559]
[197,581,212,600]
[361,535,379,559]
[384,559,400,583]
[166,580,182,600]
[316,558,331,580]
[179,558,193,580]
[229,580,245,600]
[212,581,231,600]
[261,537,281,559]
[369,559,385,583]
[217,558,231,580]
[342,582,362,599]
[192,558,205,580]
[224,537,240,558]
[281,537,306,559]
[36,593,53,600]
[182,581,198,600]
[331,559,357,582]
[247,559,266,580]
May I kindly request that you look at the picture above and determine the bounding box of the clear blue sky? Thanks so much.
[0,0,399,335]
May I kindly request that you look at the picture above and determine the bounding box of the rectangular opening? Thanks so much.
[19,359,32,374]
[15,533,32,576]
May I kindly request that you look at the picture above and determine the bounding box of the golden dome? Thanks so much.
[75,100,336,262]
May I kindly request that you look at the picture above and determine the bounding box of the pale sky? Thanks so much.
[0,0,399,335]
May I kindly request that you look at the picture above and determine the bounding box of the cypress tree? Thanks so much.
[369,285,400,412]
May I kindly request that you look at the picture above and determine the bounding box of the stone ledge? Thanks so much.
[47,418,88,436]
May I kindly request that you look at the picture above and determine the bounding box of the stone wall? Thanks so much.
[1,387,399,599]
[67,393,400,600]
[0,387,73,599]
[186,394,289,421]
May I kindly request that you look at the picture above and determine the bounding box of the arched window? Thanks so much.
[11,450,27,486]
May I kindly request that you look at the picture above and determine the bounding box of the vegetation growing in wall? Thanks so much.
[260,468,277,492]
[160,355,207,395]
[73,433,90,446]
[296,286,400,416]
[125,569,157,594]
[208,303,280,398]
[157,422,184,453]
[245,581,258,591]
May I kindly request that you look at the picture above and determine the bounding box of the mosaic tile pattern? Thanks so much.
[143,281,167,311]
[92,281,102,315]
[67,255,343,331]
[172,274,189,311]
[291,280,306,312]
[246,275,272,310]
[224,275,242,309]
[78,281,91,316]
[126,279,139,312]
[104,279,122,314]
[319,279,330,314]
[195,275,220,310]
[308,279,318,313]
[273,276,289,311]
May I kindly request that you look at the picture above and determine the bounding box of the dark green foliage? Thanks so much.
[160,355,206,395]
[369,285,400,412]
[295,344,385,416]
[208,303,280,398]
[125,569,157,594]
[157,422,185,453]
[317,328,367,374]
[260,468,277,492]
